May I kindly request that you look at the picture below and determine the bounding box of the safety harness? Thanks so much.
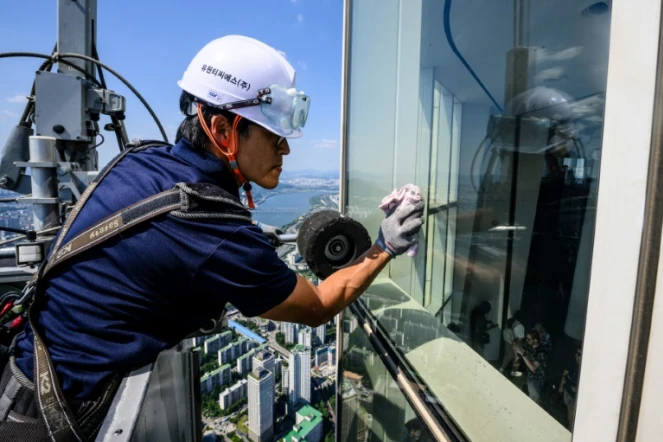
[0,140,253,441]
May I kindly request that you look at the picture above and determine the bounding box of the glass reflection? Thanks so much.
[344,0,611,439]
[339,310,434,442]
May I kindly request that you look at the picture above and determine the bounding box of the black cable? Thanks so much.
[0,227,35,241]
[0,195,30,203]
[0,52,102,87]
[93,132,105,149]
[56,53,168,142]
[444,0,502,111]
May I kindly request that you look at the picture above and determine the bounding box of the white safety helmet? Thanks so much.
[489,86,577,154]
[178,35,310,138]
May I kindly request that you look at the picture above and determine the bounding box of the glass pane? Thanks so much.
[339,309,434,442]
[344,0,611,440]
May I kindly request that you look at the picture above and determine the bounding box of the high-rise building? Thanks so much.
[274,357,282,378]
[237,350,255,376]
[315,346,328,367]
[191,336,206,347]
[315,324,326,345]
[239,337,254,354]
[200,364,232,394]
[288,344,311,411]
[220,330,233,346]
[252,350,275,375]
[203,330,232,355]
[328,345,337,367]
[282,366,289,392]
[282,405,323,442]
[298,327,312,348]
[218,343,235,366]
[340,380,359,442]
[248,368,274,442]
[284,322,298,344]
[219,379,248,410]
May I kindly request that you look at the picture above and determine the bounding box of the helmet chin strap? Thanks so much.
[197,103,255,209]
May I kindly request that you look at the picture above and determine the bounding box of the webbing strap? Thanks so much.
[43,190,181,276]
[29,142,178,442]
[0,375,23,420]
[31,186,183,441]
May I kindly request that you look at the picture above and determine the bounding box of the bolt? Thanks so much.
[53,125,65,134]
[0,176,8,186]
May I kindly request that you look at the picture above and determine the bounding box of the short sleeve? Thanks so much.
[193,224,298,317]
[514,324,525,339]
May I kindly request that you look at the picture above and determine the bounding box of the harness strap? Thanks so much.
[27,141,252,442]
[0,374,23,420]
[43,190,181,275]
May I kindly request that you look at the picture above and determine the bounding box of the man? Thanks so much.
[515,329,548,405]
[0,35,424,437]
[500,313,525,373]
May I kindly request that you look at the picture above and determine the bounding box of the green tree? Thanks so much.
[276,332,285,346]
[325,431,335,442]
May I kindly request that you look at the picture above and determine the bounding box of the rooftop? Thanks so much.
[282,405,323,441]
[249,368,273,381]
[254,350,273,361]
[343,371,363,382]
[237,350,255,361]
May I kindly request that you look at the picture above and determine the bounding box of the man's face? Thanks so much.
[236,124,290,189]
[526,335,539,348]
[209,114,291,190]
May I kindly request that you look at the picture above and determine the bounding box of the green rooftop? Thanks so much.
[282,405,322,442]
[294,344,306,352]
[238,349,256,361]
[220,343,234,352]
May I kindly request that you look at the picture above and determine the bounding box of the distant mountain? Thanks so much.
[280,169,340,180]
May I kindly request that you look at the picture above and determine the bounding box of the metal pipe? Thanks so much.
[0,247,16,259]
[338,0,352,215]
[277,233,298,243]
[29,136,59,231]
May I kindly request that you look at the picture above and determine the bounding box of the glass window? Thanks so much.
[344,0,611,440]
[339,309,434,442]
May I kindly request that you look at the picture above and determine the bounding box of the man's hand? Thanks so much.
[255,221,284,247]
[375,201,425,257]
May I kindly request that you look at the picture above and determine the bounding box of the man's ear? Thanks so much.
[210,114,232,148]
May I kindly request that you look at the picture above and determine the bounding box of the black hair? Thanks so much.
[175,91,253,151]
[527,329,540,341]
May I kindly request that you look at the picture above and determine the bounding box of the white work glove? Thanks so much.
[374,201,424,258]
[255,221,284,247]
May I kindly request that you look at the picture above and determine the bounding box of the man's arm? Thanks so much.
[261,244,391,326]
[260,200,424,326]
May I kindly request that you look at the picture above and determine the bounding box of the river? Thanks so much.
[252,190,332,228]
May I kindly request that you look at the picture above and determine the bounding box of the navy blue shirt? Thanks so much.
[14,139,297,400]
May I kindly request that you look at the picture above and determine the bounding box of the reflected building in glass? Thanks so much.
[336,0,612,440]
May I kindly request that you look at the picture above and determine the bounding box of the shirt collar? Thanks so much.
[172,138,240,198]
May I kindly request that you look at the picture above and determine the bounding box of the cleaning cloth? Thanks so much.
[378,184,423,257]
